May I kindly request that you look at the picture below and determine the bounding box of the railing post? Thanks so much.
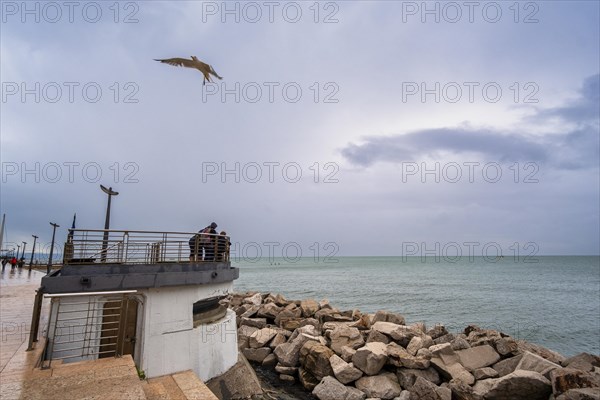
[123,232,129,264]
[27,289,44,351]
[226,238,230,262]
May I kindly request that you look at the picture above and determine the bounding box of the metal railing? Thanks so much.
[62,229,230,265]
[42,290,138,368]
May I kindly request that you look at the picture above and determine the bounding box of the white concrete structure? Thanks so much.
[138,282,238,380]
[39,229,240,380]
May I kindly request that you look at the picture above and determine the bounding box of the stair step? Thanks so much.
[147,376,187,400]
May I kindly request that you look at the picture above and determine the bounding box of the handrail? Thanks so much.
[63,229,230,266]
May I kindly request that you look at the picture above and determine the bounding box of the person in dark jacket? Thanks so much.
[189,222,217,262]
[202,222,218,261]
[216,231,231,262]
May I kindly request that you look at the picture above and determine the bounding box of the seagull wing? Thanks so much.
[154,58,196,69]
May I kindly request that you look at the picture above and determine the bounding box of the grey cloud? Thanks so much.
[341,128,550,167]
[342,74,599,170]
[536,74,599,123]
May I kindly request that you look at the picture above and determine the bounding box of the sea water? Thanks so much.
[233,256,600,357]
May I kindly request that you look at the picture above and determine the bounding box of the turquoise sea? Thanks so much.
[233,256,600,357]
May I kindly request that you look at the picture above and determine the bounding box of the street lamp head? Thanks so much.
[100,185,119,196]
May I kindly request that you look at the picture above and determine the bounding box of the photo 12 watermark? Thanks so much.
[399,162,540,184]
[201,162,340,184]
[401,82,539,104]
[230,241,340,264]
[399,1,539,24]
[1,1,140,24]
[401,241,540,263]
[1,82,140,104]
[1,162,141,184]
[201,81,340,104]
[200,1,339,24]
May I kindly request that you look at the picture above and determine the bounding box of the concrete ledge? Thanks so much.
[40,264,239,294]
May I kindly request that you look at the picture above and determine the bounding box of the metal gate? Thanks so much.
[42,290,139,368]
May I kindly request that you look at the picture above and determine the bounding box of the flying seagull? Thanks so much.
[154,56,223,85]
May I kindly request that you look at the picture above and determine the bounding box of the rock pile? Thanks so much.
[224,292,600,400]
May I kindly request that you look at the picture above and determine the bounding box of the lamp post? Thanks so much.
[19,242,27,267]
[29,235,38,271]
[100,185,119,263]
[47,222,60,274]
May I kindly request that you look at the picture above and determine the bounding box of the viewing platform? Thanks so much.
[41,229,238,293]
[21,228,241,382]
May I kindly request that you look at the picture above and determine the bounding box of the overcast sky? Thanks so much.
[1,1,599,257]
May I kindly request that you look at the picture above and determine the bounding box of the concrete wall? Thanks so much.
[138,282,238,380]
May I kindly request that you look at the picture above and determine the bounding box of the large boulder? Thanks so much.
[312,376,366,400]
[240,317,267,329]
[256,302,283,320]
[516,340,566,365]
[372,310,406,326]
[429,343,475,385]
[352,342,388,375]
[473,367,499,380]
[298,367,320,391]
[314,308,340,323]
[228,293,246,308]
[350,314,372,330]
[447,378,482,400]
[367,329,390,344]
[206,353,263,399]
[299,341,334,381]
[300,299,320,318]
[562,353,600,372]
[464,326,505,348]
[515,351,562,378]
[242,347,272,363]
[492,354,523,377]
[407,336,425,355]
[355,372,402,399]
[451,337,471,351]
[243,293,262,306]
[269,333,287,349]
[329,326,365,355]
[555,387,600,399]
[426,325,448,340]
[396,367,441,390]
[494,337,519,356]
[408,376,446,400]
[323,321,354,331]
[550,367,600,396]
[434,333,456,345]
[387,342,430,369]
[262,353,277,367]
[341,346,357,362]
[330,354,363,384]
[472,370,552,400]
[372,322,419,346]
[455,344,501,371]
[239,304,260,318]
[237,325,259,350]
[274,325,319,367]
[264,293,288,306]
[249,327,279,348]
[274,307,302,327]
